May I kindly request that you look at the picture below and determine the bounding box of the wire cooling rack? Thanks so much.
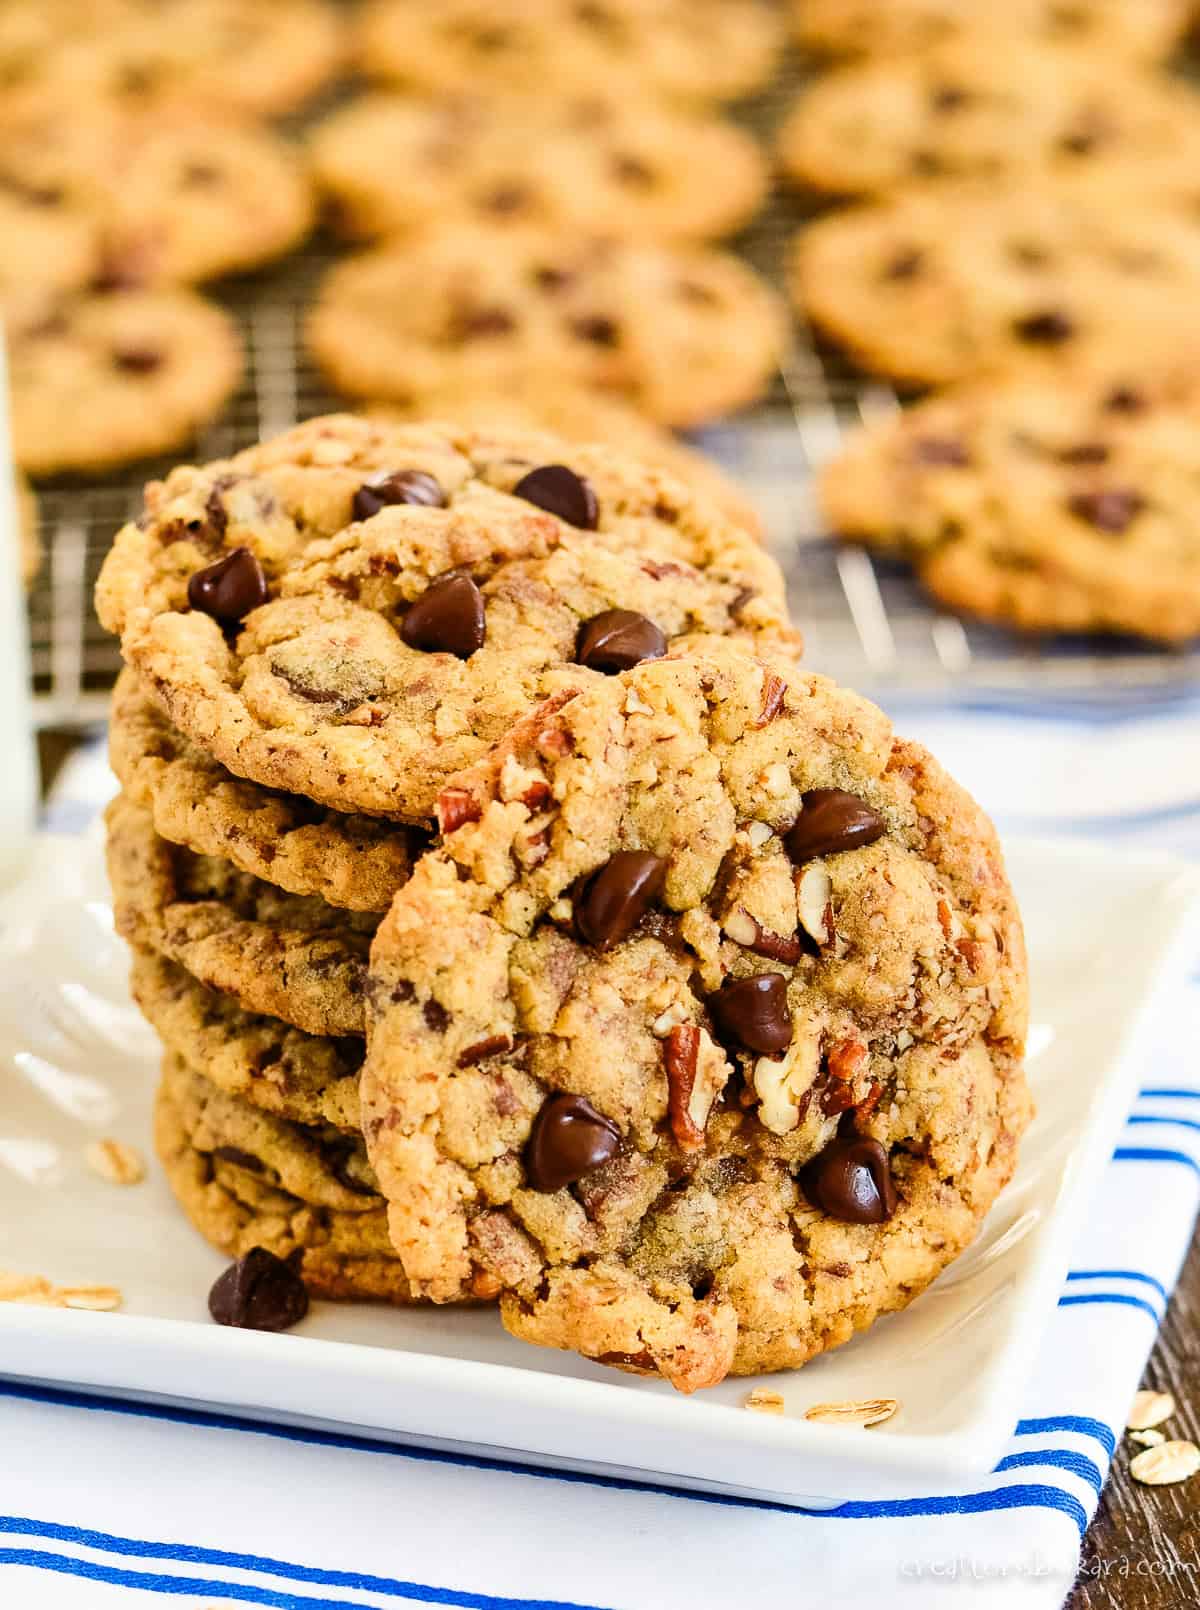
[23,51,1200,730]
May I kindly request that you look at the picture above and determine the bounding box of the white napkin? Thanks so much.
[5,705,1198,1610]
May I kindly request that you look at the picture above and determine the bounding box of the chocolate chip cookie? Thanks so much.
[6,0,341,120]
[0,104,313,287]
[96,416,792,820]
[8,286,242,475]
[155,1054,415,1303]
[310,91,765,246]
[356,0,783,105]
[132,949,363,1132]
[106,793,378,1037]
[777,41,1200,197]
[794,0,1190,66]
[791,183,1200,386]
[110,669,419,912]
[306,229,786,429]
[368,382,762,538]
[821,363,1200,641]
[362,639,1030,1391]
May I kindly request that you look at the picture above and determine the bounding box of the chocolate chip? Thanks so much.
[401,573,485,657]
[882,247,924,281]
[512,464,598,529]
[912,437,969,467]
[708,973,792,1056]
[575,850,667,950]
[784,789,886,865]
[208,1247,309,1331]
[613,153,654,186]
[183,162,221,186]
[1067,487,1144,533]
[451,305,516,339]
[481,182,530,214]
[930,84,969,112]
[1013,309,1074,344]
[534,264,574,292]
[800,1134,897,1224]
[575,609,667,673]
[525,1092,620,1192]
[353,469,445,522]
[1104,385,1144,414]
[1057,441,1109,465]
[112,345,162,374]
[423,998,450,1032]
[571,314,619,346]
[187,548,269,625]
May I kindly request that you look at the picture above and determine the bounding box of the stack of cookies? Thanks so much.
[97,411,1032,1390]
[783,0,1200,643]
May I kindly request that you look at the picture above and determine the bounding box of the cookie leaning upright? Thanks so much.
[362,640,1031,1392]
[95,415,794,821]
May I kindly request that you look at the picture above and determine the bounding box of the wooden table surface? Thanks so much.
[37,731,1199,1608]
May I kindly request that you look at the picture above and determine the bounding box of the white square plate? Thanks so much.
[0,832,1196,1507]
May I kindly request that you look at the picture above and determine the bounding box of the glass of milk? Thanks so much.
[0,341,38,888]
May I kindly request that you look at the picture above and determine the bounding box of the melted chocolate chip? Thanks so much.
[576,609,667,673]
[912,437,970,467]
[112,345,163,374]
[187,548,269,625]
[353,469,445,522]
[613,152,654,186]
[930,83,969,113]
[1104,385,1144,414]
[525,1092,620,1192]
[1013,309,1074,344]
[800,1134,897,1224]
[183,162,221,186]
[1067,487,1144,533]
[784,789,886,865]
[512,463,598,529]
[574,850,667,950]
[571,314,619,346]
[401,573,485,657]
[208,1247,309,1331]
[451,305,516,339]
[534,264,574,292]
[708,973,792,1056]
[481,182,530,214]
[883,247,924,281]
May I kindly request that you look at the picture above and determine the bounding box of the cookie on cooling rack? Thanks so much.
[95,415,792,820]
[356,0,783,105]
[7,286,242,476]
[0,104,313,287]
[790,182,1200,387]
[306,229,786,429]
[361,637,1030,1390]
[154,1053,418,1304]
[310,91,766,246]
[792,0,1191,64]
[777,40,1200,197]
[2,0,342,119]
[821,363,1200,642]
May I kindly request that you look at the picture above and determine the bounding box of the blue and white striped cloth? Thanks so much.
[11,698,1200,1610]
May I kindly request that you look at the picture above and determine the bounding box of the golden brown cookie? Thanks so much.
[154,1054,416,1304]
[106,793,377,1038]
[362,639,1030,1391]
[820,362,1200,641]
[306,229,786,429]
[96,416,792,820]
